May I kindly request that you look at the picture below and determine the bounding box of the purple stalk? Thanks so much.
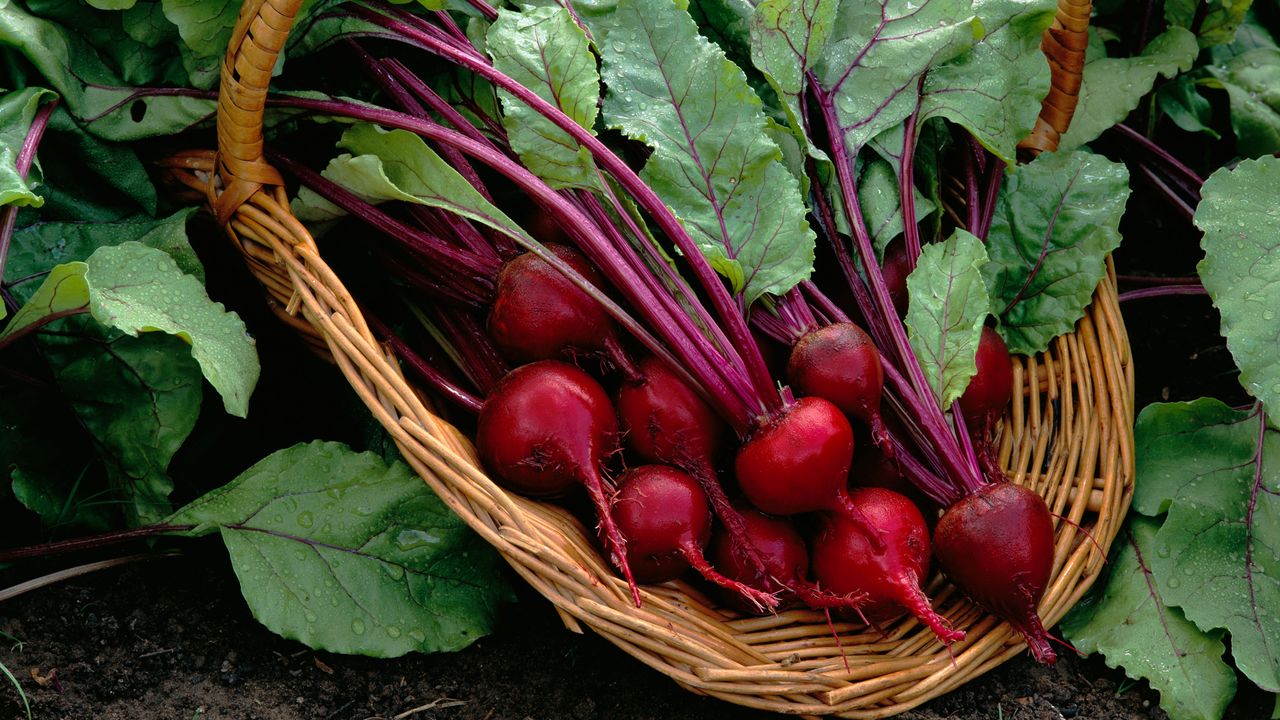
[269,151,500,296]
[975,158,1005,241]
[0,98,58,284]
[899,99,923,269]
[800,281,851,324]
[814,90,984,490]
[349,3,781,418]
[1134,163,1196,222]
[263,93,764,430]
[1116,274,1202,286]
[1117,284,1207,302]
[367,312,485,413]
[1112,123,1204,197]
[962,138,982,234]
[423,306,509,394]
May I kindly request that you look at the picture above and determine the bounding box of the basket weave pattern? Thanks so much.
[170,0,1135,715]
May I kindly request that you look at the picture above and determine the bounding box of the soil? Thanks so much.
[1,140,1275,720]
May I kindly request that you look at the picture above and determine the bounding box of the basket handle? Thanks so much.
[212,0,305,226]
[1018,0,1092,157]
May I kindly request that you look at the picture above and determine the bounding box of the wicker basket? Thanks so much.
[165,0,1134,715]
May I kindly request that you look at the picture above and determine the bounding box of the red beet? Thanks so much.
[475,360,639,604]
[933,482,1057,664]
[957,326,1013,423]
[612,465,777,610]
[487,244,617,363]
[811,488,964,645]
[786,322,886,441]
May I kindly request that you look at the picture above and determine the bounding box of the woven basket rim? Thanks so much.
[179,0,1136,716]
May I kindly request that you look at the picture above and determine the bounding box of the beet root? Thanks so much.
[811,488,964,645]
[710,508,866,615]
[487,243,622,365]
[617,356,767,577]
[476,360,639,604]
[786,322,886,442]
[612,466,778,611]
[933,481,1057,664]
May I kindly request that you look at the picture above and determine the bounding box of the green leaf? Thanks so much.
[6,209,203,282]
[749,0,837,146]
[0,87,56,209]
[0,261,89,342]
[905,229,990,410]
[1204,48,1280,157]
[1059,28,1199,150]
[0,1,216,139]
[0,381,106,530]
[1208,10,1277,64]
[169,441,511,656]
[600,0,815,305]
[1166,0,1254,48]
[1061,515,1237,720]
[811,0,979,154]
[86,0,138,10]
[296,124,534,247]
[34,107,160,221]
[1195,156,1280,417]
[1158,74,1222,140]
[857,157,936,257]
[919,0,1058,164]
[81,242,259,418]
[487,6,601,190]
[160,0,237,57]
[983,149,1129,355]
[1133,399,1280,692]
[42,327,203,525]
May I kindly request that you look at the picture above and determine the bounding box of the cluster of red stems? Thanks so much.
[276,0,1063,665]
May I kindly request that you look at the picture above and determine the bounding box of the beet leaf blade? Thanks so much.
[1061,515,1237,720]
[982,149,1129,355]
[487,6,602,190]
[599,0,815,305]
[1132,399,1280,694]
[904,229,990,410]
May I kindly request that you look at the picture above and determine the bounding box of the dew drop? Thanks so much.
[1156,544,1171,558]
[351,619,366,635]
[409,630,426,643]
[1168,577,1181,589]
[384,564,405,581]
[304,610,318,623]
[297,511,314,528]
[386,626,402,639]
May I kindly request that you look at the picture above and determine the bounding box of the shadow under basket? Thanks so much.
[163,0,1135,715]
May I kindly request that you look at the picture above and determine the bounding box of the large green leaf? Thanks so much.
[1062,515,1237,720]
[811,0,978,154]
[0,86,55,209]
[6,208,203,281]
[81,242,259,418]
[1133,399,1280,692]
[487,6,601,190]
[1166,0,1254,48]
[23,0,188,87]
[749,0,837,145]
[905,229,990,410]
[919,0,1057,164]
[1203,48,1280,157]
[1195,157,1280,418]
[160,0,238,57]
[1058,28,1199,150]
[983,149,1129,355]
[169,441,511,656]
[599,0,815,305]
[0,1,216,138]
[0,261,89,342]
[34,107,160,221]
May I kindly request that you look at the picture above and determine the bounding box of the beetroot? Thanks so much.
[617,356,769,576]
[933,482,1057,664]
[957,326,1013,424]
[786,322,886,440]
[811,488,963,644]
[734,397,880,538]
[487,244,618,364]
[612,465,777,610]
[709,507,865,614]
[475,360,639,604]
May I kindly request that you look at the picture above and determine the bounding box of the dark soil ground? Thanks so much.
[1,153,1275,719]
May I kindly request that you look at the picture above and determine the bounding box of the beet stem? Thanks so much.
[678,542,779,612]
